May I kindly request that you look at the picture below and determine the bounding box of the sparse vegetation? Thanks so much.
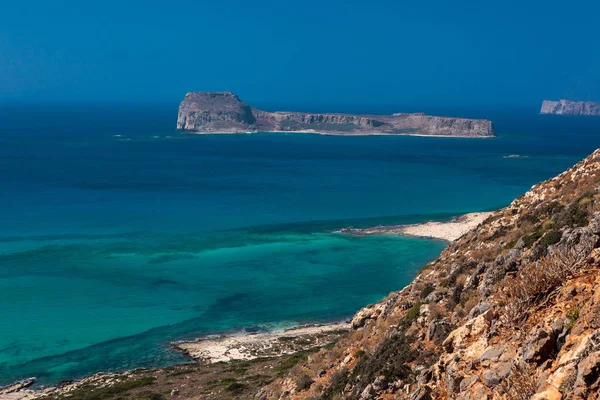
[420,283,435,299]
[539,229,562,250]
[400,302,423,328]
[500,237,593,323]
[225,381,247,395]
[351,330,415,388]
[295,374,314,391]
[566,307,580,332]
[500,363,538,400]
[48,377,157,400]
[322,366,349,399]
[353,349,366,358]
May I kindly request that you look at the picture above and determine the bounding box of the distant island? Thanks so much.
[177,92,495,137]
[540,99,600,116]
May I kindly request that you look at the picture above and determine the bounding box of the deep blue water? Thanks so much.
[0,104,599,386]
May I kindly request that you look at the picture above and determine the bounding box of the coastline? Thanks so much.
[338,211,494,241]
[0,212,491,398]
[174,322,350,363]
[183,130,494,138]
[0,323,351,399]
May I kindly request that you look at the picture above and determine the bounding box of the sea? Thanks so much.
[1,103,599,386]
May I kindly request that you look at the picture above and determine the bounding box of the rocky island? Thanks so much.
[177,92,495,137]
[541,99,600,116]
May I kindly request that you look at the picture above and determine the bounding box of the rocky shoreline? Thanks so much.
[174,322,350,363]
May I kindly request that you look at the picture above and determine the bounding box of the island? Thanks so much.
[177,92,495,137]
[540,99,600,116]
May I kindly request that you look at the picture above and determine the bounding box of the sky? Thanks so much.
[1,0,599,108]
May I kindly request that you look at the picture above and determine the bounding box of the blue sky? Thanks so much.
[1,0,599,107]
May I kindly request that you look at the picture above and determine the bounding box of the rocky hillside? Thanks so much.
[541,100,600,116]
[260,148,600,400]
[177,92,495,137]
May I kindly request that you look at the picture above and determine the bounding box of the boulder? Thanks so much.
[427,318,453,343]
[482,371,501,387]
[351,304,385,329]
[410,385,432,400]
[577,351,600,388]
[468,302,491,320]
[524,328,556,364]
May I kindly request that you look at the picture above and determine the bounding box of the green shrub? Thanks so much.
[353,349,366,358]
[400,302,423,329]
[544,201,564,216]
[225,382,247,395]
[522,225,543,248]
[352,330,415,389]
[539,229,562,249]
[566,307,580,332]
[420,284,435,300]
[504,238,518,250]
[557,202,589,228]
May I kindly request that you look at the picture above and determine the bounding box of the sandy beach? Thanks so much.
[175,322,350,363]
[339,212,494,241]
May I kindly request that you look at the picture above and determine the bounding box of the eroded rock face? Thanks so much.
[541,100,600,116]
[177,92,495,137]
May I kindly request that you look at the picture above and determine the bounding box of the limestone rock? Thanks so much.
[178,92,495,137]
[541,100,600,116]
[351,303,385,329]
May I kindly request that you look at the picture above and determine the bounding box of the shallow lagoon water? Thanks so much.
[0,105,599,385]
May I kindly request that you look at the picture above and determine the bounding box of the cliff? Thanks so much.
[541,100,600,116]
[177,92,495,138]
[260,148,600,399]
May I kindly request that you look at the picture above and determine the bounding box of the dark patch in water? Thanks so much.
[244,325,270,334]
[151,278,183,287]
[148,253,196,264]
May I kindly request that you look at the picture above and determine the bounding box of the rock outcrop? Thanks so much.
[177,92,495,137]
[261,148,600,399]
[541,100,600,116]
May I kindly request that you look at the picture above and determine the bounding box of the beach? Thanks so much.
[175,323,350,363]
[339,212,494,241]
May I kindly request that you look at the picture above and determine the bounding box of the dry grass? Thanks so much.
[500,363,538,400]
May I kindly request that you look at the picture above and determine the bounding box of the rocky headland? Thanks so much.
[541,99,600,116]
[177,92,495,137]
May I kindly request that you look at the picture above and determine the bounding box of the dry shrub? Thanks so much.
[461,290,481,314]
[295,373,314,391]
[428,303,448,322]
[455,273,469,287]
[500,363,538,400]
[500,235,593,323]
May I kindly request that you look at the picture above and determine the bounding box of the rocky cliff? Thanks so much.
[541,100,600,116]
[177,92,495,137]
[260,148,600,400]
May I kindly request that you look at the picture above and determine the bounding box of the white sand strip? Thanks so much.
[175,322,350,363]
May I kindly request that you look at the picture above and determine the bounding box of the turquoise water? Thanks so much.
[1,105,599,385]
